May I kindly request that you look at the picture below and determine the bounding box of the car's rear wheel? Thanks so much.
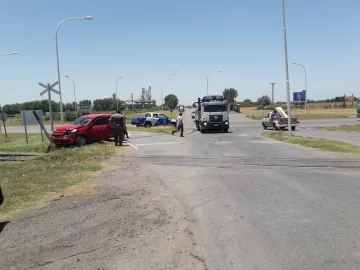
[262,123,267,130]
[224,128,228,133]
[144,122,151,128]
[292,126,296,131]
[76,136,87,146]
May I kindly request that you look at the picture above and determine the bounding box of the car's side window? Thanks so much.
[153,114,159,118]
[92,117,109,126]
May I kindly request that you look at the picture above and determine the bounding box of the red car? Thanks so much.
[52,114,113,146]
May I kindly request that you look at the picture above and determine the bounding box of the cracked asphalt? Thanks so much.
[1,113,360,269]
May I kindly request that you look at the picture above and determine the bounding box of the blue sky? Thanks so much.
[0,0,359,106]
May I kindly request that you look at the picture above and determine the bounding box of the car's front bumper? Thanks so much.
[52,134,76,145]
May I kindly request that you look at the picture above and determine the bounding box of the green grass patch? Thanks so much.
[319,124,360,133]
[0,133,49,153]
[261,131,360,154]
[0,141,121,219]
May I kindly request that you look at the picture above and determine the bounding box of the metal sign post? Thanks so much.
[22,111,29,145]
[39,81,60,132]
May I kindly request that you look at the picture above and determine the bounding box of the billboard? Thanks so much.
[293,90,306,105]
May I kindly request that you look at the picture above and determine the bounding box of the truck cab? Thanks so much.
[195,95,230,133]
[357,100,360,118]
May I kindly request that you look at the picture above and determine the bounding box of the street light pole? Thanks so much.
[116,77,122,111]
[65,75,79,113]
[0,52,19,57]
[293,62,307,113]
[281,0,292,136]
[161,79,172,111]
[194,71,222,95]
[56,16,93,124]
[271,83,276,105]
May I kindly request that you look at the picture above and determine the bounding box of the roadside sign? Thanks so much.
[260,106,265,110]
[0,112,7,122]
[0,105,8,138]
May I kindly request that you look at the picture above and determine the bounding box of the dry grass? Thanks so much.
[262,131,360,154]
[0,141,125,219]
[320,124,360,133]
[242,106,356,120]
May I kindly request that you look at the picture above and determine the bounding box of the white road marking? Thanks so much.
[249,140,279,144]
[217,141,233,144]
[127,142,139,149]
[238,133,249,137]
[135,142,179,147]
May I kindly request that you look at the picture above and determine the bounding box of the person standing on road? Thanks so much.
[123,114,130,139]
[172,112,184,137]
[109,110,125,146]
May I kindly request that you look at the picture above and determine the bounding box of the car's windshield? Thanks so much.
[357,103,360,113]
[203,105,227,112]
[72,117,92,126]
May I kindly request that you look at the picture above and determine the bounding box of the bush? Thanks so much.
[44,115,50,121]
[64,111,77,121]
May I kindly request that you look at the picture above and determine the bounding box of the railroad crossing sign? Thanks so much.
[39,81,59,132]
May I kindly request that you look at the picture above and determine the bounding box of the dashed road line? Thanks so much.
[135,142,179,147]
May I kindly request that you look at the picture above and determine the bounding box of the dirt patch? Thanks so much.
[44,184,102,202]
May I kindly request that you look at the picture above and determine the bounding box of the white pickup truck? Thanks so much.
[262,107,299,131]
[130,112,177,128]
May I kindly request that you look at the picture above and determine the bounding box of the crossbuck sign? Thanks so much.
[39,81,60,131]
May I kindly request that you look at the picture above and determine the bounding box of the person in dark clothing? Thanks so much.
[123,115,130,139]
[172,112,184,137]
[109,110,125,146]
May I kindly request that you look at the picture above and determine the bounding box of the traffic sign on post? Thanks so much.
[39,81,59,132]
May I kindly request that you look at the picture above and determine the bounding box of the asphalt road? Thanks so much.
[1,114,360,269]
[117,113,360,270]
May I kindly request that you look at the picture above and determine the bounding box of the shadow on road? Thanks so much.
[0,221,9,235]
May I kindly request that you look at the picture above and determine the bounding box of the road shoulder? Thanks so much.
[0,157,205,270]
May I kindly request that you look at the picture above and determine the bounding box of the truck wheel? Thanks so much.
[144,122,151,128]
[76,136,87,146]
[224,128,228,133]
[292,126,296,131]
[200,128,205,134]
[273,123,279,131]
[262,123,267,130]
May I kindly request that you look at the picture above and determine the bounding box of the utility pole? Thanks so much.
[131,93,134,109]
[282,0,292,136]
[271,83,276,105]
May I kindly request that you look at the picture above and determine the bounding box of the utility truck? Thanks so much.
[194,95,230,133]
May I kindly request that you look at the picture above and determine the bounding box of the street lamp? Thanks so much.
[270,83,276,105]
[194,71,222,95]
[65,75,80,113]
[0,52,19,56]
[161,79,172,111]
[116,77,122,111]
[293,62,307,113]
[56,16,93,124]
[281,0,292,136]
